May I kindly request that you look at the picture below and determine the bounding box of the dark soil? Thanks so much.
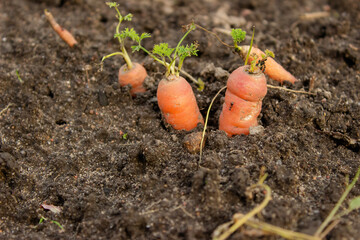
[1,0,359,239]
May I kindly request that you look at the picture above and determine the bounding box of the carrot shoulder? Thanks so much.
[119,62,147,95]
[240,46,297,84]
[157,75,204,131]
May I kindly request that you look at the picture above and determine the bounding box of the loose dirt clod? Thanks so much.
[183,131,205,154]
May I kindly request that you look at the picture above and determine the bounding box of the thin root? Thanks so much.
[267,84,315,95]
[0,103,13,116]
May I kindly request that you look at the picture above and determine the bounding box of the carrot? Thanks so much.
[239,45,297,84]
[218,28,296,136]
[118,62,147,95]
[44,9,77,47]
[132,23,204,130]
[219,66,267,136]
[101,2,151,96]
[157,75,204,130]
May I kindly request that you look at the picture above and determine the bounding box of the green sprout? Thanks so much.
[264,49,275,58]
[122,133,128,140]
[37,216,64,231]
[231,28,246,49]
[15,69,24,84]
[51,220,64,230]
[132,23,198,77]
[101,2,151,70]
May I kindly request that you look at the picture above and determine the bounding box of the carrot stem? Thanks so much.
[170,24,196,77]
[101,52,125,63]
[244,26,255,66]
[121,46,133,69]
[137,45,200,86]
[113,5,133,69]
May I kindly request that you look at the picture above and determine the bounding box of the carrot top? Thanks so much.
[231,28,246,49]
[132,23,198,77]
[101,2,151,70]
[231,27,274,74]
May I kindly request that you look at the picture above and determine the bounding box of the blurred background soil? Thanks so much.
[0,0,359,239]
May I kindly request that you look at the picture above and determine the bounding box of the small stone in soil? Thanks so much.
[249,125,265,135]
[183,132,205,154]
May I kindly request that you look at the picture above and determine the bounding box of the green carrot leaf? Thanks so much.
[124,13,133,21]
[265,49,275,58]
[120,28,140,41]
[152,43,174,58]
[106,2,118,8]
[114,33,121,39]
[177,42,199,60]
[231,28,246,45]
[131,45,141,52]
[349,196,360,211]
[140,32,151,41]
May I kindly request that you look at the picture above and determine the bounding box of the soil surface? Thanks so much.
[1,0,359,239]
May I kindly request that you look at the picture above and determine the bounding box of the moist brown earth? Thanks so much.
[1,0,359,239]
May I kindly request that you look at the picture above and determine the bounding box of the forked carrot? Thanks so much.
[219,28,295,136]
[239,46,297,84]
[219,66,267,136]
[44,9,77,47]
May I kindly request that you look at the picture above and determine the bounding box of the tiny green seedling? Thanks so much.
[102,2,151,95]
[37,216,64,231]
[122,132,128,140]
[15,69,24,84]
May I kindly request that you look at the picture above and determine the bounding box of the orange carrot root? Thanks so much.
[119,62,147,96]
[44,9,78,47]
[157,75,204,131]
[219,66,267,136]
[240,46,297,84]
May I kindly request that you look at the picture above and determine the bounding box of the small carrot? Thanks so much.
[132,23,204,130]
[44,9,77,47]
[118,62,147,94]
[157,75,203,130]
[239,46,297,84]
[101,2,151,96]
